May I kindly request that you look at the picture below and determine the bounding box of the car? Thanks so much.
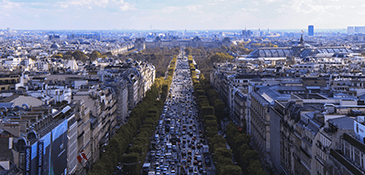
[189,132,193,137]
[205,157,210,166]
[198,162,203,168]
[193,168,199,174]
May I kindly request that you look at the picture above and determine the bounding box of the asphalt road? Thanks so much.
[144,54,215,175]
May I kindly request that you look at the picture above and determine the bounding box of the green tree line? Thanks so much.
[119,46,180,78]
[188,55,241,175]
[226,122,266,175]
[188,55,266,175]
[88,55,178,175]
[52,50,113,62]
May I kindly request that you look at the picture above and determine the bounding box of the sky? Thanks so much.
[0,0,364,30]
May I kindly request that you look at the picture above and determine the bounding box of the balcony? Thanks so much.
[330,149,364,175]
[78,124,85,138]
[300,145,312,159]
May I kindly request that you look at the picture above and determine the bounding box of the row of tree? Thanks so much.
[226,122,267,175]
[189,55,267,175]
[52,50,112,62]
[188,55,242,175]
[120,46,180,78]
[88,56,177,175]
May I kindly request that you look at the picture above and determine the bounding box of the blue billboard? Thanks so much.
[24,145,31,175]
[41,132,51,175]
[30,142,38,175]
[37,141,43,175]
[24,119,69,175]
[51,120,68,175]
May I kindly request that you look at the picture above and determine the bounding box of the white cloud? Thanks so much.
[241,8,259,12]
[56,0,135,11]
[60,4,68,8]
[0,0,20,10]
[163,6,181,14]
[118,1,135,11]
[186,5,202,12]
[0,0,21,18]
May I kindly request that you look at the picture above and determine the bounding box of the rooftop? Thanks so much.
[328,116,354,130]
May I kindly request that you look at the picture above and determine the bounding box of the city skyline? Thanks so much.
[1,0,365,30]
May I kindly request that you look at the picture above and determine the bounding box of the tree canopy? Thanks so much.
[72,50,88,61]
[89,51,101,61]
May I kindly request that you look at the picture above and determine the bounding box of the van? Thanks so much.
[197,155,202,161]
[166,142,172,149]
[165,152,172,159]
[172,145,176,151]
[155,134,159,140]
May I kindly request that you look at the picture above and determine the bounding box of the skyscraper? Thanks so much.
[348,26,354,34]
[308,25,314,36]
[355,26,365,33]
[242,29,251,38]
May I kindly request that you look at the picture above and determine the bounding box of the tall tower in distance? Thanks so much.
[308,25,314,36]
[347,26,354,34]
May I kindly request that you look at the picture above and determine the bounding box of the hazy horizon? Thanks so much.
[1,0,364,31]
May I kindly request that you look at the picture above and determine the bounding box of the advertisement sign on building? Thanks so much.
[51,120,68,175]
[24,145,31,175]
[354,120,365,143]
[30,142,38,175]
[38,141,44,175]
[41,133,51,175]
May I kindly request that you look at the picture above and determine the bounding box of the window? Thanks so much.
[361,153,364,170]
[344,141,350,158]
[355,149,360,166]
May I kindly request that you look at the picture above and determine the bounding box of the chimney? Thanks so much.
[295,99,303,106]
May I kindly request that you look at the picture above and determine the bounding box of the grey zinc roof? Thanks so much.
[328,117,354,130]
[306,119,321,135]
